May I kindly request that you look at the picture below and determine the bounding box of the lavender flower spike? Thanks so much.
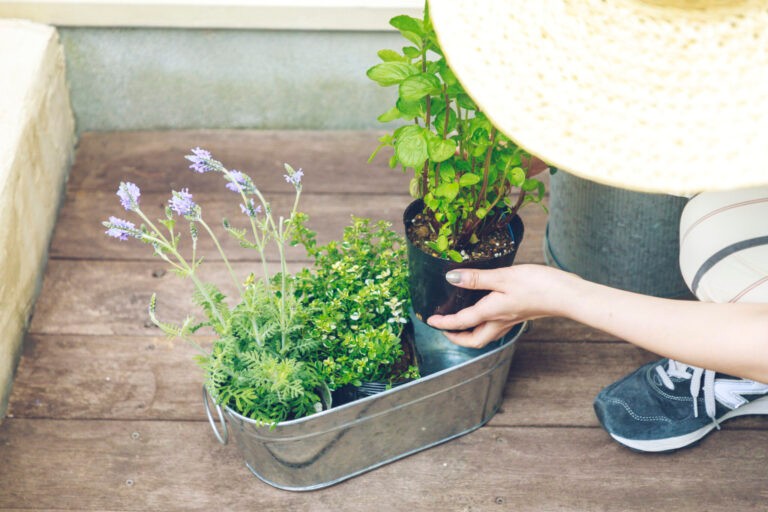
[185,147,215,173]
[283,164,303,187]
[225,170,251,193]
[104,216,137,241]
[240,198,263,218]
[117,182,141,211]
[169,188,197,216]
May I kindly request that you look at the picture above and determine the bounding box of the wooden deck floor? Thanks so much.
[1,131,766,511]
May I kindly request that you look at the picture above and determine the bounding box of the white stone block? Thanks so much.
[0,19,75,419]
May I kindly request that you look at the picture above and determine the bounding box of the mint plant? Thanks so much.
[367,4,545,262]
[103,150,417,424]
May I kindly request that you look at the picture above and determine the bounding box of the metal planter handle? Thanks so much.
[203,386,229,445]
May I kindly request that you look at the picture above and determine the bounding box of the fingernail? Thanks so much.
[445,271,462,284]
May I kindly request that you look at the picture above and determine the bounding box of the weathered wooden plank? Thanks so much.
[28,261,304,336]
[12,336,765,431]
[53,189,547,263]
[7,336,625,424]
[0,419,765,512]
[67,130,411,195]
[67,130,550,196]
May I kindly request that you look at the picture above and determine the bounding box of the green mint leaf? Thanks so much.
[377,106,402,123]
[436,235,449,252]
[475,207,488,219]
[457,93,477,110]
[394,125,428,169]
[435,181,459,201]
[522,178,539,192]
[507,166,526,187]
[399,73,441,102]
[437,59,458,86]
[377,49,405,62]
[459,173,481,187]
[427,137,457,163]
[389,15,424,36]
[402,46,420,58]
[409,177,420,198]
[366,62,419,87]
[396,97,425,118]
[446,250,464,262]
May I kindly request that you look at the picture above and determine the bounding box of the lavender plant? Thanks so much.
[103,150,416,423]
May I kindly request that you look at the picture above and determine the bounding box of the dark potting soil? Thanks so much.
[406,212,516,261]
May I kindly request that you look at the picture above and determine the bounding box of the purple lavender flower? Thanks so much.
[185,147,215,173]
[169,188,197,216]
[240,198,263,218]
[283,167,304,187]
[104,216,137,241]
[225,170,251,193]
[190,147,210,159]
[117,182,141,211]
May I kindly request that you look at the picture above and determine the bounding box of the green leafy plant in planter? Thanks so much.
[292,215,419,402]
[367,4,546,318]
[102,149,418,424]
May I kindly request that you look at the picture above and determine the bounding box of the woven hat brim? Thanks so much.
[429,0,768,195]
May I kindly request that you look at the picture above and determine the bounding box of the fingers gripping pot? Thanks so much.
[404,200,525,321]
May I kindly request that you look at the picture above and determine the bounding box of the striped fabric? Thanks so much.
[679,186,768,303]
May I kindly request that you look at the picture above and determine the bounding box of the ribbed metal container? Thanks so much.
[545,170,691,298]
[204,321,524,491]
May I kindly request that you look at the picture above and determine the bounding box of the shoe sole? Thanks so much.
[609,395,768,453]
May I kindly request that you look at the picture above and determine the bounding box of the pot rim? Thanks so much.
[402,199,524,265]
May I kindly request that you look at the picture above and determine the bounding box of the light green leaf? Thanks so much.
[424,192,439,210]
[475,207,488,219]
[508,166,526,187]
[366,62,420,87]
[435,182,459,201]
[439,162,456,182]
[389,16,424,47]
[396,97,424,118]
[377,49,405,62]
[389,15,423,35]
[522,178,539,192]
[409,177,420,198]
[436,235,449,252]
[377,106,402,123]
[438,59,458,86]
[446,250,463,262]
[394,126,428,169]
[457,93,477,110]
[402,46,420,58]
[459,173,481,187]
[427,137,457,163]
[399,73,441,102]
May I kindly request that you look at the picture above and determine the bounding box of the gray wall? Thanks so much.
[59,28,401,132]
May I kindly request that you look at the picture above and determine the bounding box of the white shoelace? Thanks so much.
[655,360,719,426]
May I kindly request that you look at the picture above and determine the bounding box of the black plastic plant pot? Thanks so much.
[330,320,420,408]
[403,199,524,322]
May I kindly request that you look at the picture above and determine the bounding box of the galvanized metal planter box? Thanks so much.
[204,320,525,491]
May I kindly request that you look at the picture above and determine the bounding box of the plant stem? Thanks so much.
[475,127,497,211]
[199,218,242,295]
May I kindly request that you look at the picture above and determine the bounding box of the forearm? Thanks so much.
[557,273,768,382]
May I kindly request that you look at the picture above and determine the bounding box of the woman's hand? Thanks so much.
[426,264,575,348]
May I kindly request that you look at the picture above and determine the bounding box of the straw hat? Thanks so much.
[428,0,768,195]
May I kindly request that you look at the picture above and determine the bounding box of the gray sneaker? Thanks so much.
[594,359,768,452]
